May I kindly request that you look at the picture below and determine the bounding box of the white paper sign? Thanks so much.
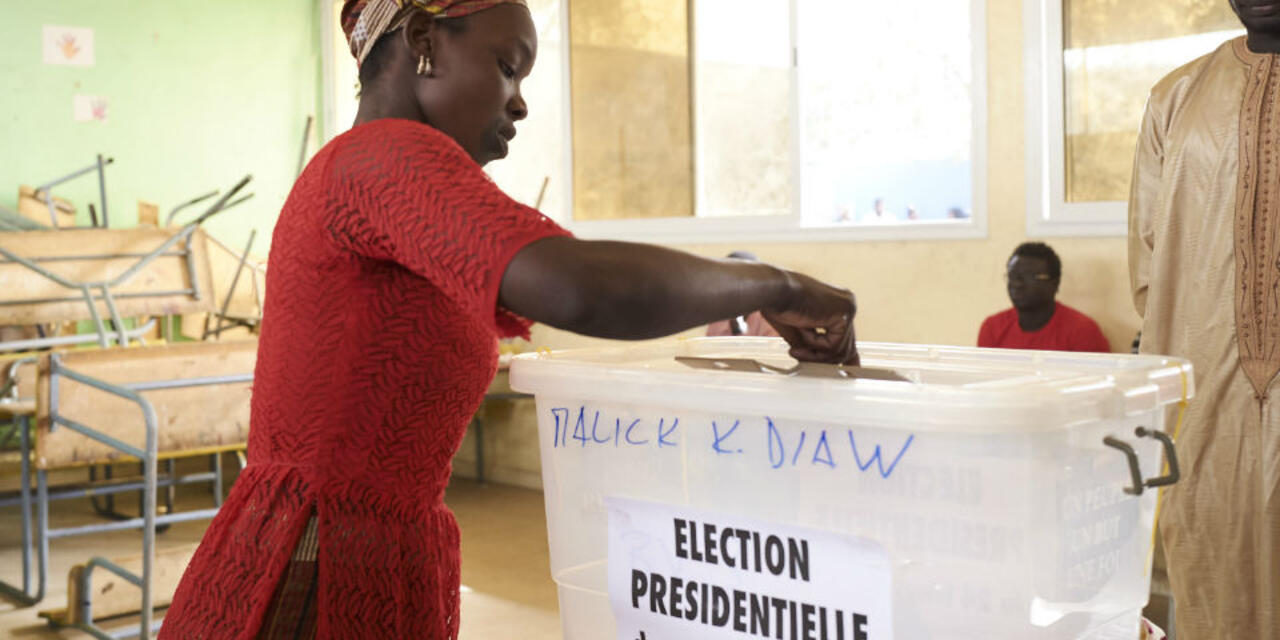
[43,25,95,66]
[73,95,108,122]
[609,497,893,640]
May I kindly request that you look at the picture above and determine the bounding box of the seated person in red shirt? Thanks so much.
[978,242,1111,352]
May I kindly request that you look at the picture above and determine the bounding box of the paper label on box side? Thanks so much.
[608,497,893,640]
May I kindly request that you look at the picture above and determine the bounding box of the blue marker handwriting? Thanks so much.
[551,407,680,450]
[549,407,915,479]
[765,418,914,477]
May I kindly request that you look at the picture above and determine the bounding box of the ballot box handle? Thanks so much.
[1103,435,1146,496]
[1102,427,1180,497]
[1136,427,1180,489]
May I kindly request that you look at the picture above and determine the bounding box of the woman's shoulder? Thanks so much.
[322,119,471,185]
[333,118,459,153]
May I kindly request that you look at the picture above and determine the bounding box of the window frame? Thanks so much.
[690,0,800,224]
[564,0,989,244]
[1022,0,1129,238]
[320,0,349,143]
[321,0,990,244]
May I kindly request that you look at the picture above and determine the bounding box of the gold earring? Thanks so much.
[417,55,432,76]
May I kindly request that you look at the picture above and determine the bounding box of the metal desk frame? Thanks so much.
[0,354,251,640]
[0,176,253,353]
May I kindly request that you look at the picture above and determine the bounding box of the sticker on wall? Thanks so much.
[73,95,108,122]
[43,25,95,66]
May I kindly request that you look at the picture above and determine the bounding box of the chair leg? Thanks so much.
[211,453,224,507]
[36,468,49,601]
[20,415,34,596]
[0,416,44,606]
[133,461,174,534]
[474,415,486,485]
[88,465,119,517]
[164,459,176,515]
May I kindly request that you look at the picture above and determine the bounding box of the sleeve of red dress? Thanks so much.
[325,120,571,338]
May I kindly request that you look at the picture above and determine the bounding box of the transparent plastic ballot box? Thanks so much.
[509,338,1193,640]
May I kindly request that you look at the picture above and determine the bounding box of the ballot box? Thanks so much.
[509,338,1193,640]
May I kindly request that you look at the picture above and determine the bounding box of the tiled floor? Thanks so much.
[450,480,562,639]
[0,475,561,639]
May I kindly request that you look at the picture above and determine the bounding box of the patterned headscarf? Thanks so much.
[342,0,529,67]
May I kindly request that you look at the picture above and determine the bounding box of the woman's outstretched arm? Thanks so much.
[500,237,858,364]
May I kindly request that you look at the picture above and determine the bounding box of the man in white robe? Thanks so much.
[1129,2,1280,637]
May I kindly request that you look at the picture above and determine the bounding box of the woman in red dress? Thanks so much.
[160,1,858,638]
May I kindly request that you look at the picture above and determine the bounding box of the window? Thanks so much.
[694,0,794,221]
[564,0,987,242]
[323,0,988,243]
[321,0,360,144]
[1024,0,1241,236]
[567,0,694,222]
[797,1,978,229]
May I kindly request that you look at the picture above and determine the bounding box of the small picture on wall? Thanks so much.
[73,95,108,122]
[43,25,94,66]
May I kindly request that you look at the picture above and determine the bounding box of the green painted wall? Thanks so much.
[0,1,323,255]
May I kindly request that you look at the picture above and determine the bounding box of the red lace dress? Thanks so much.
[159,118,568,639]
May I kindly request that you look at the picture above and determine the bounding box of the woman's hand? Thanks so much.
[762,271,859,366]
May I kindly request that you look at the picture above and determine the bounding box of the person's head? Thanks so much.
[1231,0,1280,35]
[1005,242,1061,311]
[343,0,536,166]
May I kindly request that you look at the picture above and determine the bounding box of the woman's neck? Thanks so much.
[354,77,427,126]
[354,99,423,127]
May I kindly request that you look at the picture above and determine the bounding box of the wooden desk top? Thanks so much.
[0,398,35,418]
